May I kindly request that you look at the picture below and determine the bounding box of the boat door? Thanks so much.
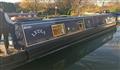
[78,20,86,32]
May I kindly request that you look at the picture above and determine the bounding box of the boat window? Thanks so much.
[64,20,79,33]
[101,16,106,24]
[118,16,120,21]
[84,18,92,28]
[111,17,116,23]
[105,16,115,24]
[51,24,65,37]
[77,21,85,31]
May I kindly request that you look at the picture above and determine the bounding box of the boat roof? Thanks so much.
[15,14,114,25]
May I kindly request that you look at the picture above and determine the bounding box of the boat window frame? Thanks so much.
[51,23,66,37]
[77,19,86,31]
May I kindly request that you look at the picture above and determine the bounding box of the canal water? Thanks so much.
[14,26,120,70]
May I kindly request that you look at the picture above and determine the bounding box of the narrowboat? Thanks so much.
[0,14,116,70]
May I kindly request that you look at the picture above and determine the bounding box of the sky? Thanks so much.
[0,0,20,3]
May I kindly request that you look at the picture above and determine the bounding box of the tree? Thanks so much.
[98,0,120,13]
[70,0,95,16]
[106,2,120,12]
[56,0,72,15]
[19,0,41,13]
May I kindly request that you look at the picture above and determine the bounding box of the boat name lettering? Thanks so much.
[31,29,46,37]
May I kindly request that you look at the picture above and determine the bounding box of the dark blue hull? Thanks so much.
[25,24,116,59]
[0,23,116,70]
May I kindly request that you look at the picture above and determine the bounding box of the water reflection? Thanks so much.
[14,27,117,70]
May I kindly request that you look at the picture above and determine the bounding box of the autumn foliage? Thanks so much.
[19,0,120,15]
